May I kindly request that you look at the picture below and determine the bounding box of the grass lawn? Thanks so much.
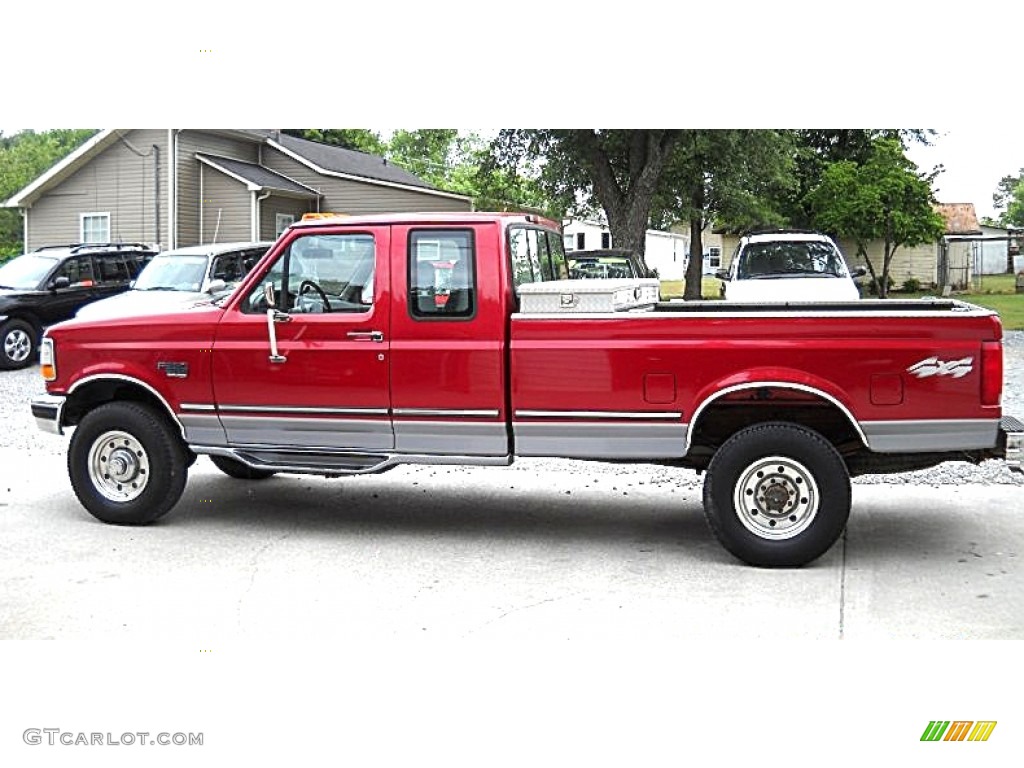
[659,273,1024,329]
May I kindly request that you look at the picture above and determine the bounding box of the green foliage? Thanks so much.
[901,277,922,293]
[992,168,1024,228]
[782,130,938,228]
[285,129,386,156]
[805,137,945,298]
[0,129,98,254]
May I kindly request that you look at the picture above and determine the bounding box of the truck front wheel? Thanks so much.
[68,402,188,524]
[702,422,850,567]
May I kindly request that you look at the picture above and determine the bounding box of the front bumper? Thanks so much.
[1001,415,1024,473]
[30,394,66,436]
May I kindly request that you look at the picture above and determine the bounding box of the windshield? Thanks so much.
[567,256,637,279]
[134,255,208,291]
[738,241,847,279]
[0,254,59,290]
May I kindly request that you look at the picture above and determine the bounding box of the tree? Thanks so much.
[284,129,386,155]
[782,130,938,229]
[652,130,797,299]
[805,137,945,298]
[484,130,683,255]
[992,169,1024,228]
[0,129,98,259]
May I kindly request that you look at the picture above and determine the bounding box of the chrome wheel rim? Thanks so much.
[733,455,819,540]
[88,430,151,502]
[4,328,31,363]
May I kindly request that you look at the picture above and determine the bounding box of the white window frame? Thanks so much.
[275,213,296,237]
[80,212,110,243]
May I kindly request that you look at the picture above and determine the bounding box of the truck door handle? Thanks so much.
[346,330,384,343]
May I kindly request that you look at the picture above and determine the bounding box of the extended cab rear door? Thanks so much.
[210,226,393,450]
[387,223,508,456]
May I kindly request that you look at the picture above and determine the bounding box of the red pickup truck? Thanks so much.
[30,212,1023,566]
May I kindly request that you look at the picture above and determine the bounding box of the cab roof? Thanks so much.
[290,211,560,231]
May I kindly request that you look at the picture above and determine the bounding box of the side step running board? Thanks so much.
[190,445,511,476]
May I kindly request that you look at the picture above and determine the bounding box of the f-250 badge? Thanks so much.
[906,356,974,379]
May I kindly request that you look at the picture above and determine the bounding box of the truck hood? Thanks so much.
[724,276,860,303]
[76,289,220,320]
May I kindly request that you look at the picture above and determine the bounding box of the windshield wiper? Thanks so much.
[137,286,179,291]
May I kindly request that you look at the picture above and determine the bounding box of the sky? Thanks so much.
[905,127,1023,222]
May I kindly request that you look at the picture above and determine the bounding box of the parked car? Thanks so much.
[567,249,656,280]
[76,242,271,321]
[716,231,865,302]
[0,242,157,369]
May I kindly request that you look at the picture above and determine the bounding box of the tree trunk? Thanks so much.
[577,130,681,263]
[683,179,706,300]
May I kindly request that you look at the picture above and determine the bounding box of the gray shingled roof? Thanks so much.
[196,154,319,196]
[245,130,434,190]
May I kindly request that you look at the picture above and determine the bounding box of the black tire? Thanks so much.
[702,422,850,567]
[210,455,276,480]
[0,318,37,370]
[68,401,189,524]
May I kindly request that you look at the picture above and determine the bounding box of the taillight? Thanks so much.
[40,337,56,382]
[981,340,1002,407]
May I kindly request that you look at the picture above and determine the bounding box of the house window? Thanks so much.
[576,232,586,251]
[601,232,611,249]
[80,213,110,243]
[563,234,574,252]
[275,213,296,237]
[708,246,721,268]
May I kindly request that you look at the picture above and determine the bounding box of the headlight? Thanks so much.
[40,337,56,381]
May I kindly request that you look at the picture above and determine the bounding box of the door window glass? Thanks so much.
[242,234,375,314]
[409,229,475,319]
[55,257,96,287]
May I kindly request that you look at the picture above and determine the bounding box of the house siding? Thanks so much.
[259,197,309,241]
[175,130,260,246]
[26,129,169,250]
[199,169,251,244]
[262,147,471,214]
[838,239,939,288]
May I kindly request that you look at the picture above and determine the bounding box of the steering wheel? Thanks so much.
[298,280,332,313]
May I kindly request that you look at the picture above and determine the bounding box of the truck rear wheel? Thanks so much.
[68,402,188,524]
[702,422,850,567]
[210,455,276,480]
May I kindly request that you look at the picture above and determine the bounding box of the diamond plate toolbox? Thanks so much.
[517,278,660,313]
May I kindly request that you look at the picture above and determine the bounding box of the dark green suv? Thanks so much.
[0,242,157,369]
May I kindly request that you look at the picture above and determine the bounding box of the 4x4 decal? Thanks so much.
[906,356,974,379]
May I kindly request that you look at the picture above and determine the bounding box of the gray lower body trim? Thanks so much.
[860,419,1000,452]
[393,420,507,455]
[179,413,227,445]
[513,420,686,459]
[219,415,393,451]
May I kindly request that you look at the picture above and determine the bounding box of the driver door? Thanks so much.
[211,227,392,450]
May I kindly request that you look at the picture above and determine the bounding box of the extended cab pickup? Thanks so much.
[30,213,1024,566]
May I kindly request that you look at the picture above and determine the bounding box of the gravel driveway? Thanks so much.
[3,331,1022,487]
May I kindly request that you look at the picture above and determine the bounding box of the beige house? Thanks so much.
[3,130,473,251]
[717,203,981,291]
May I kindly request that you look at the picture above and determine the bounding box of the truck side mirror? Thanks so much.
[852,266,868,278]
[714,269,730,281]
[205,279,227,294]
[49,276,71,291]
